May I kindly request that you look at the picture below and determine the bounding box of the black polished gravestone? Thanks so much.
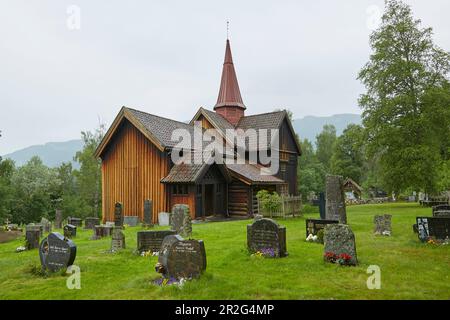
[39,232,76,272]
[63,224,77,238]
[114,202,124,227]
[416,217,450,242]
[68,217,82,227]
[247,218,288,257]
[84,217,100,230]
[143,199,153,227]
[137,230,176,253]
[155,235,206,279]
[306,219,339,237]
[325,175,347,224]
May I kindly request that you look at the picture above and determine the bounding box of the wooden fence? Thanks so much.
[257,195,302,218]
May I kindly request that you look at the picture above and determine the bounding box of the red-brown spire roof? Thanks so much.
[214,39,246,110]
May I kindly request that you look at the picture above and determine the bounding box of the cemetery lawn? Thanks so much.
[0,203,448,300]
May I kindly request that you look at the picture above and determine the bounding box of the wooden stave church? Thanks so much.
[94,39,302,223]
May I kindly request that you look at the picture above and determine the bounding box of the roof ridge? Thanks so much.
[240,110,286,119]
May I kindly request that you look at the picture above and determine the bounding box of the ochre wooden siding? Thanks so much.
[101,120,169,223]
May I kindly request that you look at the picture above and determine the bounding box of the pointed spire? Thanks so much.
[214,39,246,112]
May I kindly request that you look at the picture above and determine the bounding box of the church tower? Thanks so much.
[214,39,246,126]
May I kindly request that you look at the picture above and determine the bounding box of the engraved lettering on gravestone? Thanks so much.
[137,230,176,253]
[39,232,76,272]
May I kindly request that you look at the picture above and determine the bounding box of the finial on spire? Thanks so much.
[226,20,229,40]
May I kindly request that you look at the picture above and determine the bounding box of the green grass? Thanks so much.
[0,203,448,300]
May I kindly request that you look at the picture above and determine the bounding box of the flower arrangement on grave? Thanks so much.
[324,252,353,266]
[140,250,153,257]
[251,247,276,258]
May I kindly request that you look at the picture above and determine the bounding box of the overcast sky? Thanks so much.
[0,0,449,155]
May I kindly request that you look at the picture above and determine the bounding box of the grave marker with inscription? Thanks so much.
[247,218,287,257]
[155,235,206,279]
[143,199,153,226]
[39,232,76,272]
[114,202,124,227]
[170,204,192,237]
[416,217,450,242]
[111,227,125,251]
[25,225,41,249]
[68,217,82,227]
[323,224,357,266]
[325,175,347,224]
[306,219,339,237]
[374,214,392,236]
[137,230,177,253]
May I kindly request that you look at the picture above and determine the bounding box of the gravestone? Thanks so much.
[137,230,177,253]
[105,221,115,227]
[54,209,63,229]
[374,214,392,236]
[39,232,76,272]
[40,218,52,233]
[63,224,77,238]
[123,216,139,227]
[158,212,170,226]
[416,217,450,242]
[91,225,113,240]
[323,224,357,265]
[325,175,347,224]
[143,199,153,227]
[306,219,339,237]
[247,218,287,257]
[432,205,450,218]
[114,202,124,227]
[170,204,192,237]
[155,235,206,279]
[85,217,100,230]
[111,227,125,251]
[68,217,82,227]
[25,226,41,249]
[318,192,326,220]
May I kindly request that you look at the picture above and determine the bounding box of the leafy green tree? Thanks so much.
[315,124,337,171]
[0,158,15,223]
[297,139,326,199]
[358,0,450,194]
[74,124,105,218]
[10,156,60,224]
[330,124,366,184]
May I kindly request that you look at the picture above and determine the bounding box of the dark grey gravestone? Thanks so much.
[319,192,326,220]
[39,232,76,272]
[170,205,185,233]
[325,175,347,224]
[123,216,139,227]
[54,209,63,229]
[63,224,77,238]
[374,214,392,235]
[143,199,153,226]
[111,227,125,251]
[114,202,124,227]
[84,217,100,230]
[91,225,113,240]
[323,224,357,265]
[156,235,206,279]
[137,230,177,253]
[306,219,339,237]
[170,204,192,237]
[416,217,450,242]
[68,217,82,227]
[25,226,41,249]
[247,218,287,257]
